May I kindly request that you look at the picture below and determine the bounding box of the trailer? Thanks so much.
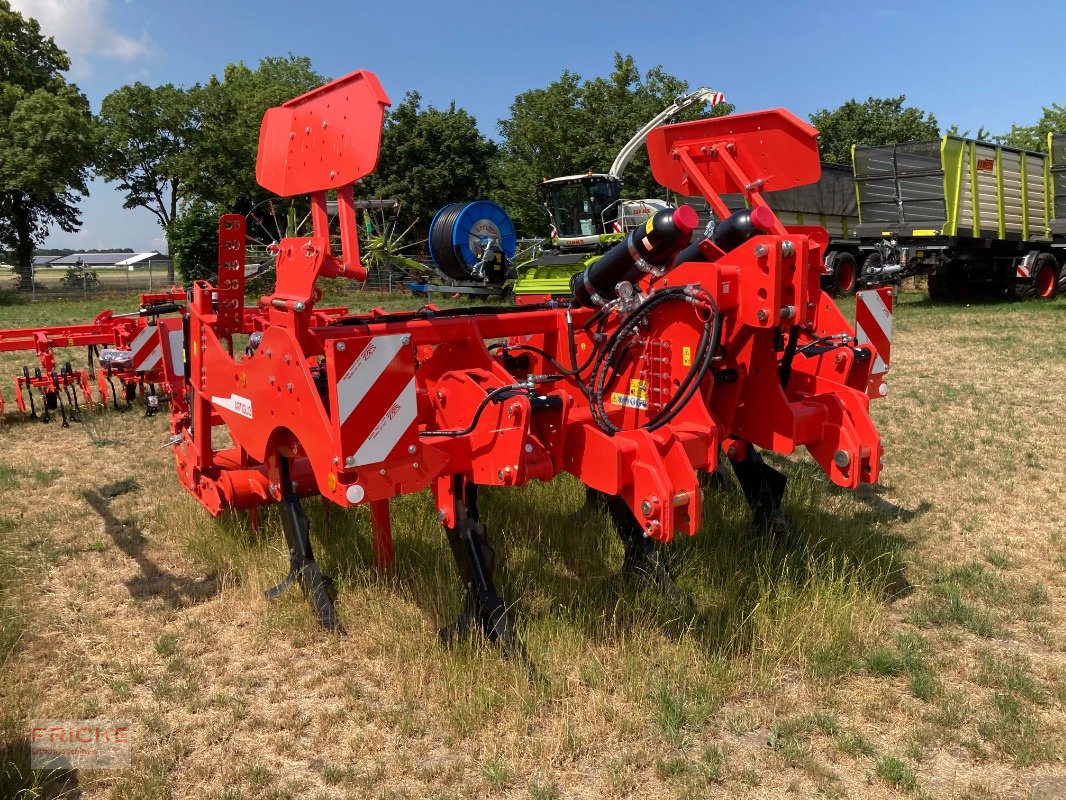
[852,136,1064,300]
[684,162,863,295]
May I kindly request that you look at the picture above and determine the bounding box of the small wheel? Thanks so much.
[928,263,968,302]
[828,252,859,296]
[861,252,883,290]
[927,274,951,301]
[1034,253,1060,300]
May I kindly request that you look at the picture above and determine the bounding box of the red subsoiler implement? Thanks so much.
[149,69,893,661]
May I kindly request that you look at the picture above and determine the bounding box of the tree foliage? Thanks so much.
[809,96,939,164]
[96,82,197,280]
[363,91,497,229]
[495,54,732,236]
[995,104,1066,153]
[184,55,325,212]
[945,123,992,140]
[0,0,96,288]
[168,198,219,284]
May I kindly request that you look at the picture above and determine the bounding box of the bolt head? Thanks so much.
[336,341,346,352]
[757,309,769,322]
[345,456,356,468]
[408,444,417,454]
[834,450,851,468]
[401,334,411,346]
[640,499,653,516]
[754,244,768,257]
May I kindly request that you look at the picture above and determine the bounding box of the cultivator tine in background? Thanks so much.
[22,367,36,419]
[106,374,120,411]
[52,373,69,428]
[264,457,341,632]
[727,441,793,538]
[36,368,53,423]
[64,364,81,420]
[441,478,532,670]
[145,384,158,417]
[601,491,682,603]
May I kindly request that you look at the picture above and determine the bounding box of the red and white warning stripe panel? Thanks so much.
[1016,251,1037,279]
[330,334,418,468]
[156,318,184,380]
[855,287,893,398]
[130,324,162,373]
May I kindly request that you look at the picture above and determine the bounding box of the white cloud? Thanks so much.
[10,0,150,73]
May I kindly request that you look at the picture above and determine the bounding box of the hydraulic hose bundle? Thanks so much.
[587,285,720,435]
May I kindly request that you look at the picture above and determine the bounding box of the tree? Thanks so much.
[96,82,198,282]
[0,1,96,289]
[809,96,939,164]
[945,123,992,141]
[168,198,218,284]
[184,55,325,213]
[495,54,733,235]
[995,104,1066,153]
[362,91,497,227]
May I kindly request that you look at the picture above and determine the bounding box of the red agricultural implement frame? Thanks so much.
[165,71,890,657]
[0,289,187,422]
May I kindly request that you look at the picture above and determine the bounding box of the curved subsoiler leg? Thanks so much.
[727,441,793,537]
[596,490,681,602]
[440,476,530,666]
[264,456,342,632]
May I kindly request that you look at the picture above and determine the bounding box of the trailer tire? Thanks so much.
[1011,263,1038,301]
[928,271,966,301]
[1033,253,1060,300]
[827,252,859,296]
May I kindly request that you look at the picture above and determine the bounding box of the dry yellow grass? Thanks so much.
[1,292,1064,799]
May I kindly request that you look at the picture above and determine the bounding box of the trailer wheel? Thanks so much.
[1034,253,1060,300]
[928,266,967,302]
[828,252,859,296]
[927,274,951,301]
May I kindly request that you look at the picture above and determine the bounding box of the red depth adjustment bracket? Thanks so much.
[255,70,391,309]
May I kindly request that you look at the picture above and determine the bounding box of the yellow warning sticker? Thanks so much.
[628,378,648,400]
[645,217,655,235]
[682,346,692,366]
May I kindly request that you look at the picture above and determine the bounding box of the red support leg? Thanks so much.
[369,499,394,572]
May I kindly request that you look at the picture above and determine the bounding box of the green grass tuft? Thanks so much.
[875,754,917,792]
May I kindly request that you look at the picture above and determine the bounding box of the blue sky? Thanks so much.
[12,0,1065,252]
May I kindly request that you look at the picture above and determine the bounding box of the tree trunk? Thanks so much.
[164,229,175,285]
[11,193,35,293]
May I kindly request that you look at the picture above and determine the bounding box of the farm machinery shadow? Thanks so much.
[81,480,218,610]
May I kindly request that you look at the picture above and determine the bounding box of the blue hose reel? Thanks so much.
[428,201,516,283]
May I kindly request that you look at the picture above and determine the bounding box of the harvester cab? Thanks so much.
[537,173,623,246]
[516,88,725,295]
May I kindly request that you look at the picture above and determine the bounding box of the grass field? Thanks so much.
[0,290,1064,799]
